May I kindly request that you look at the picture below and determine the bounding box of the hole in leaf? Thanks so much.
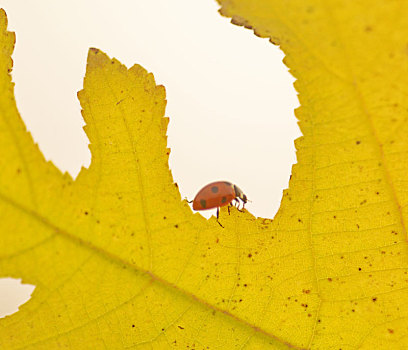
[0,278,35,318]
[5,1,300,220]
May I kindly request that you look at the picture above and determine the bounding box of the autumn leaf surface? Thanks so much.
[0,0,408,349]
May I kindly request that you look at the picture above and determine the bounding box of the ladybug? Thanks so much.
[191,181,248,226]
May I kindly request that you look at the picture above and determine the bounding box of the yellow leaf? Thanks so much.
[215,0,408,348]
[0,0,407,348]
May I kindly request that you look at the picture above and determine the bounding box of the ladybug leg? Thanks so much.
[227,205,231,215]
[237,199,245,212]
[216,207,224,228]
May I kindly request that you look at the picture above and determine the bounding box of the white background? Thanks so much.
[0,0,300,318]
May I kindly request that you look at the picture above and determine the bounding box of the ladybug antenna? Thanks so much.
[185,197,193,204]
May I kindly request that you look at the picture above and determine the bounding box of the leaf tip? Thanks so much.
[0,9,16,62]
[86,47,110,69]
[0,8,8,27]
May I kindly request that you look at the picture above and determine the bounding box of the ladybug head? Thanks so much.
[242,193,248,203]
[233,184,248,203]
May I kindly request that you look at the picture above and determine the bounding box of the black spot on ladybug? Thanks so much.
[174,224,179,228]
[372,297,377,302]
[84,211,88,215]
[221,196,227,203]
[200,199,207,208]
[356,140,361,145]
[211,186,219,193]
[132,325,135,328]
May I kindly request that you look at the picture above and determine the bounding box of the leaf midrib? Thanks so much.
[0,189,303,350]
